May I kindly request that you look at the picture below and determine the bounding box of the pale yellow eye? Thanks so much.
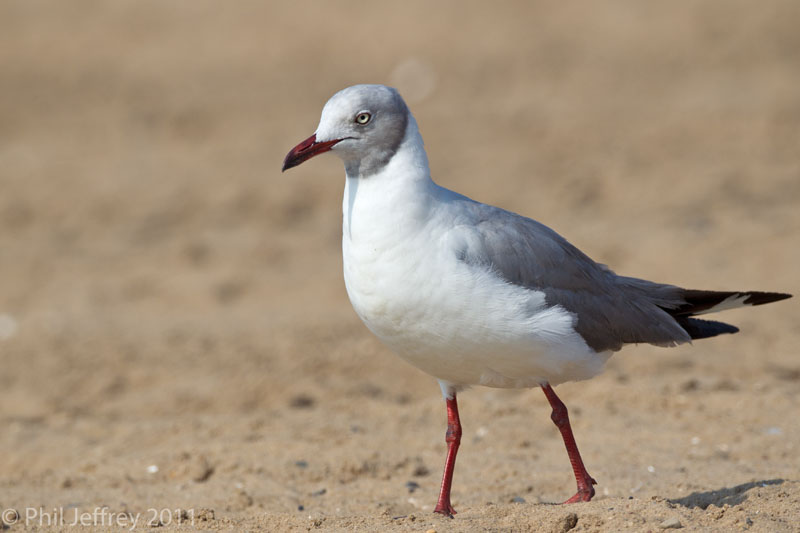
[355,112,372,125]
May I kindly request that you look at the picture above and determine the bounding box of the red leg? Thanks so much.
[541,384,597,503]
[433,394,462,517]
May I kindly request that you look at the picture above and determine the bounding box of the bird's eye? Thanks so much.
[355,112,372,125]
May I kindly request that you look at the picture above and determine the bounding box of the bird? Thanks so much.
[281,84,791,517]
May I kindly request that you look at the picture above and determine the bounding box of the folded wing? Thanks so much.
[452,199,790,353]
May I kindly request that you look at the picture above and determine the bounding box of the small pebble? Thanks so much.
[406,481,420,493]
[510,496,525,504]
[289,394,316,409]
[311,488,327,497]
[413,464,430,477]
[295,460,308,468]
[556,512,578,532]
[680,378,700,392]
[191,455,214,482]
[297,505,304,511]
[659,516,683,529]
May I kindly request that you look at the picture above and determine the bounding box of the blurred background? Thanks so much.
[1,1,798,531]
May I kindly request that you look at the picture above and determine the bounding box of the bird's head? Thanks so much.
[282,84,410,176]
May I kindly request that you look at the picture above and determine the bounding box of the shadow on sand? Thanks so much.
[669,479,784,509]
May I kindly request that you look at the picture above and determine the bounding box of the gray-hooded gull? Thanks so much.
[282,84,791,517]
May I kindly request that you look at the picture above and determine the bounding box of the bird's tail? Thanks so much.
[668,290,791,341]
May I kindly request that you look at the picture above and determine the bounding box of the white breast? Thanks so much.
[341,174,607,389]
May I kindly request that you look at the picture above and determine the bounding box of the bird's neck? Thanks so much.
[342,116,437,240]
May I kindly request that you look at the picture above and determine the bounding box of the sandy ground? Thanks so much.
[1,1,799,531]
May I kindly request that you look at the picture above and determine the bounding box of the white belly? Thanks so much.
[342,224,607,388]
[340,174,609,388]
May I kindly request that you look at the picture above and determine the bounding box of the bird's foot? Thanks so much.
[433,501,457,518]
[562,475,597,504]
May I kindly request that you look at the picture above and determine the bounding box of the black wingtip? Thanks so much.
[673,289,792,317]
[677,317,740,340]
[743,291,792,306]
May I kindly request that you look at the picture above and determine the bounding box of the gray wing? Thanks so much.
[453,199,690,352]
